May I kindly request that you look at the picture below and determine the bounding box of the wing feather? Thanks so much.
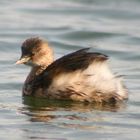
[46,48,108,73]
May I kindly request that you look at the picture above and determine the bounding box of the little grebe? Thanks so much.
[16,37,128,103]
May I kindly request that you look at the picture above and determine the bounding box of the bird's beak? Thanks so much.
[15,56,30,65]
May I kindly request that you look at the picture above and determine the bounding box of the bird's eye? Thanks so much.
[31,52,35,56]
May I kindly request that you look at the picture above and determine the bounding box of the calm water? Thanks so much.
[0,0,140,140]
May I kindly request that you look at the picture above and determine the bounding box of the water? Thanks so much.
[0,0,140,139]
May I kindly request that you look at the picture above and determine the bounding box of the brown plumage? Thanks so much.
[16,37,128,103]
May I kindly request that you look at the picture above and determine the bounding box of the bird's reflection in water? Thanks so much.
[22,96,127,130]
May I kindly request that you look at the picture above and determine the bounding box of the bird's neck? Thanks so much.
[25,60,53,84]
[32,65,47,76]
[25,46,54,83]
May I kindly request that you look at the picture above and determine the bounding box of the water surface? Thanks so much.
[0,0,140,140]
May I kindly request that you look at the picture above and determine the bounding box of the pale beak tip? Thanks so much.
[15,60,22,65]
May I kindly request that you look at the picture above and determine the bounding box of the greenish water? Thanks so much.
[0,0,140,139]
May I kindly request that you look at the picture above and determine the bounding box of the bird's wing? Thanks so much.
[46,48,108,74]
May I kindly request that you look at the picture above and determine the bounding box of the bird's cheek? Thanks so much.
[32,56,41,66]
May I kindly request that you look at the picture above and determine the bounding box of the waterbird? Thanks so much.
[16,37,128,103]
